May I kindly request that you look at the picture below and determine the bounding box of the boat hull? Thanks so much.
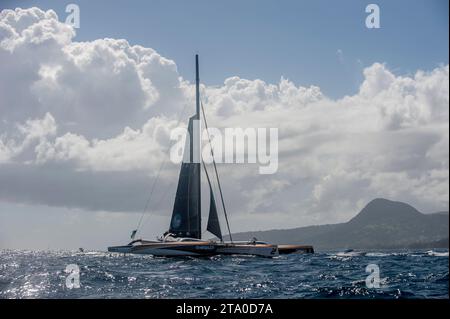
[215,243,278,257]
[108,241,217,257]
[108,241,280,257]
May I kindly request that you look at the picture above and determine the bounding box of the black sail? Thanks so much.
[203,161,222,241]
[169,116,201,239]
[169,55,202,239]
[207,186,222,241]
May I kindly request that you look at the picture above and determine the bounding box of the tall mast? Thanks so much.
[195,54,200,119]
[195,54,201,237]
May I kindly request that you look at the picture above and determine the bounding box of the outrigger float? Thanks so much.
[108,55,314,257]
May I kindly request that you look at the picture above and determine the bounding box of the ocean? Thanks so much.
[0,249,448,299]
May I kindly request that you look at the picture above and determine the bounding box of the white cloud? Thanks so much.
[35,116,179,172]
[0,7,448,234]
[0,7,187,140]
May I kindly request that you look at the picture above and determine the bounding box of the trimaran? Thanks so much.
[108,55,314,257]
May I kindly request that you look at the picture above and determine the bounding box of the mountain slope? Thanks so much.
[227,198,449,250]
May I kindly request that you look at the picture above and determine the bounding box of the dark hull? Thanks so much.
[108,241,282,257]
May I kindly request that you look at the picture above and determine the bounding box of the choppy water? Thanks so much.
[0,249,448,299]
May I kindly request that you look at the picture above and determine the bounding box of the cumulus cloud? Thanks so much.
[0,7,448,231]
[0,7,188,139]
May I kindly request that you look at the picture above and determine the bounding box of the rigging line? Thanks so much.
[135,157,166,234]
[200,100,233,243]
[134,103,191,237]
[139,178,176,231]
[137,162,175,236]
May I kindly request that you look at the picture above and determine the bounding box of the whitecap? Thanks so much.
[426,250,449,257]
[366,252,390,257]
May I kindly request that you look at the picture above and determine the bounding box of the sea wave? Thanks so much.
[0,249,448,299]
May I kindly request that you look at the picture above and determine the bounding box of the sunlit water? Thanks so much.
[0,249,448,299]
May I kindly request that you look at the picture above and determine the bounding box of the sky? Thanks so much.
[1,0,448,97]
[0,1,448,250]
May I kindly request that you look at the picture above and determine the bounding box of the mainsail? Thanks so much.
[169,55,202,239]
[169,116,201,238]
